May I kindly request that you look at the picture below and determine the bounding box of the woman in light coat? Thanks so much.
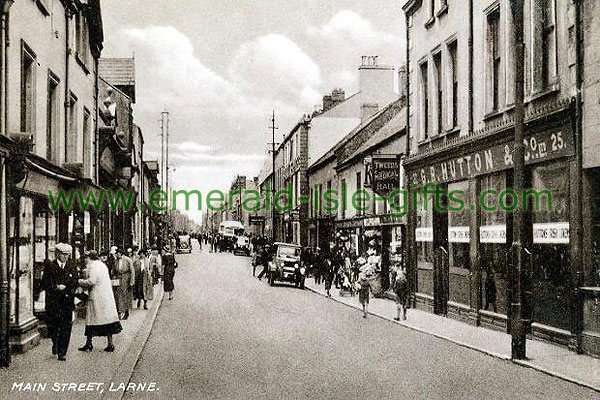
[77,251,122,352]
[133,249,154,309]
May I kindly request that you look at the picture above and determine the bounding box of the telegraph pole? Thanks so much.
[510,0,527,360]
[268,111,278,241]
[160,110,170,234]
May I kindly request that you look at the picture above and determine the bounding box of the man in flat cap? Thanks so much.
[41,243,79,361]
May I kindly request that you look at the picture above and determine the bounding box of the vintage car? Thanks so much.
[233,235,251,256]
[176,234,192,254]
[268,242,305,288]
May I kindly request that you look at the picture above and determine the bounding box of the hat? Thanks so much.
[110,246,118,254]
[55,243,72,254]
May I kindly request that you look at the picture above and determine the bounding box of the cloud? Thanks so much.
[171,141,215,155]
[228,34,323,110]
[171,152,263,163]
[118,26,237,113]
[307,10,399,47]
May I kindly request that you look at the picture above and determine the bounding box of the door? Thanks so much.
[433,188,449,316]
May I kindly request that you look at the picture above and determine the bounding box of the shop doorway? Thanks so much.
[433,187,449,316]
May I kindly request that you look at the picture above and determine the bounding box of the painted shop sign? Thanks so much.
[448,226,470,243]
[480,224,507,243]
[416,227,433,242]
[410,129,573,185]
[533,222,570,244]
[363,217,381,227]
[371,157,401,197]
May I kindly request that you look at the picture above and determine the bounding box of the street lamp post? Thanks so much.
[510,0,528,360]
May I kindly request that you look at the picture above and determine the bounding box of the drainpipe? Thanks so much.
[571,0,584,355]
[64,6,72,166]
[0,0,11,368]
[403,11,418,308]
[468,0,473,134]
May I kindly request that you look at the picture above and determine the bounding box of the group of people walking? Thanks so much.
[41,241,178,361]
[250,239,409,321]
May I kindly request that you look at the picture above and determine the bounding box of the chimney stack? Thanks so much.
[322,88,346,112]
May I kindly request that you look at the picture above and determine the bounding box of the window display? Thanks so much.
[531,163,571,330]
[479,172,509,315]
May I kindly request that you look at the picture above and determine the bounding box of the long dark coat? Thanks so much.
[162,252,177,292]
[41,259,79,320]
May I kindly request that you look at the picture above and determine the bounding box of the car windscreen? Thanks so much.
[279,246,300,257]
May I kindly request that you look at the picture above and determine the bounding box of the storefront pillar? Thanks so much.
[469,178,482,325]
[406,177,418,308]
[569,157,584,353]
[0,158,8,367]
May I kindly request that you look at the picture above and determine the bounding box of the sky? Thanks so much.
[101,0,406,223]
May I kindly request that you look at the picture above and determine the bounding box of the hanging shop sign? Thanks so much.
[415,227,433,242]
[249,216,265,224]
[363,217,381,227]
[84,212,91,234]
[480,224,507,243]
[410,129,574,185]
[533,222,570,244]
[448,226,470,243]
[370,156,401,198]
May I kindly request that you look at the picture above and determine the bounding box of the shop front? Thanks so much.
[406,115,578,343]
[7,155,81,352]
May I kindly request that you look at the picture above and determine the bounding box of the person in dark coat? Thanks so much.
[323,256,335,297]
[41,243,79,361]
[162,245,178,300]
[484,270,497,312]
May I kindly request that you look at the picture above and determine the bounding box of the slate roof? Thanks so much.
[98,58,135,87]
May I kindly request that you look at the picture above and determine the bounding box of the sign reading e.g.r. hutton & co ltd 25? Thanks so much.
[410,129,574,185]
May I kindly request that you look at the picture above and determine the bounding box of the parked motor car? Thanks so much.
[234,235,251,256]
[176,234,192,254]
[268,242,305,288]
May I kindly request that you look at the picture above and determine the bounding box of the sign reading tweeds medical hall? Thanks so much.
[371,156,401,198]
[410,129,574,185]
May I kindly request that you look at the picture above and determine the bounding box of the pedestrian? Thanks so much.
[162,245,178,300]
[149,246,162,285]
[41,243,79,361]
[393,266,409,321]
[484,269,497,313]
[77,251,123,352]
[313,248,322,285]
[323,256,334,297]
[256,244,271,281]
[114,248,135,320]
[133,249,154,310]
[357,268,372,318]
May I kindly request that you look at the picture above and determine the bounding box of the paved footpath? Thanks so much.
[0,284,164,400]
[305,279,600,392]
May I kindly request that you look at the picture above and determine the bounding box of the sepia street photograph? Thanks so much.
[0,0,599,399]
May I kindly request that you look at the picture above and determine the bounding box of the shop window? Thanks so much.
[531,163,570,330]
[10,197,35,325]
[416,191,434,295]
[479,172,509,315]
[448,181,470,305]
